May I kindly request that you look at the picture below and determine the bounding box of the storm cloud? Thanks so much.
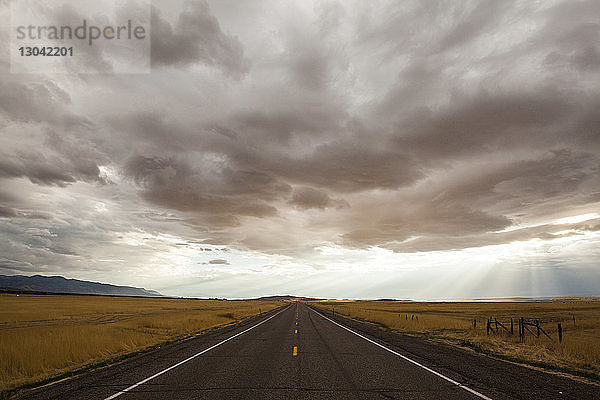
[151,2,249,78]
[1,0,599,297]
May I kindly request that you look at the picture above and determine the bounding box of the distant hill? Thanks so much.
[253,295,323,301]
[0,274,162,297]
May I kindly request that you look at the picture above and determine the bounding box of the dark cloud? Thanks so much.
[0,150,105,187]
[272,141,423,192]
[227,107,342,144]
[151,2,249,78]
[0,258,35,274]
[0,79,78,125]
[422,150,599,213]
[332,149,598,250]
[0,0,599,296]
[124,155,282,219]
[394,91,574,160]
[341,201,512,248]
[289,187,348,210]
[0,78,105,188]
[0,205,17,218]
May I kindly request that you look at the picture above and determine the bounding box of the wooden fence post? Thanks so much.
[473,319,477,329]
[520,317,524,341]
[558,323,563,343]
[510,318,513,334]
[573,315,576,327]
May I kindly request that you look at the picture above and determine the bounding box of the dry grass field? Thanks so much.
[311,299,600,381]
[0,294,282,395]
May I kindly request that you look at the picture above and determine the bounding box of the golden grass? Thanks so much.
[0,294,282,394]
[310,299,600,380]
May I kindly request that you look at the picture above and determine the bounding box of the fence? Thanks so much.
[483,316,566,342]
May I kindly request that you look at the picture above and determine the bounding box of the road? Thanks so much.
[13,302,600,399]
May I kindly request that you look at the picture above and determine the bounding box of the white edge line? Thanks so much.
[104,305,290,400]
[309,306,493,400]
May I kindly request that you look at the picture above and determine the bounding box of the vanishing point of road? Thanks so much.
[13,303,600,399]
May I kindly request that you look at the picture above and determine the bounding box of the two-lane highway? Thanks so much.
[13,303,600,399]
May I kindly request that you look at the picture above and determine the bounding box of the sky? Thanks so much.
[1,0,599,299]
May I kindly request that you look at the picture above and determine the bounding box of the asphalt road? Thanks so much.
[12,302,600,400]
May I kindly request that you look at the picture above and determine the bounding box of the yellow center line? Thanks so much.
[292,346,298,356]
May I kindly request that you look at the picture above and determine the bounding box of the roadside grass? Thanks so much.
[0,294,282,395]
[310,299,600,381]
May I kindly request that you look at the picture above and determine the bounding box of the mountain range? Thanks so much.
[253,295,323,301]
[0,274,162,297]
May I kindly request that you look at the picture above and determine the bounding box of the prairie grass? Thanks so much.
[0,294,282,394]
[311,299,600,380]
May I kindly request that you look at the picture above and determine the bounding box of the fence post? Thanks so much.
[520,317,524,341]
[486,318,490,335]
[473,319,477,329]
[332,307,335,316]
[510,318,513,334]
[573,315,576,327]
[558,323,563,343]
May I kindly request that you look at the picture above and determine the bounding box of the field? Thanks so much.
[0,294,282,395]
[311,299,600,381]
